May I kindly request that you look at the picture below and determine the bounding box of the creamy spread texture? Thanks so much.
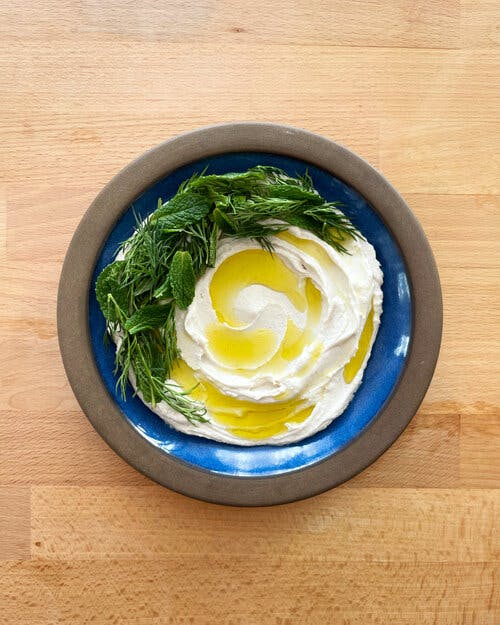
[126,226,383,445]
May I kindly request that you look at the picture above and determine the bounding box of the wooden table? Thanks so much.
[1,2,499,623]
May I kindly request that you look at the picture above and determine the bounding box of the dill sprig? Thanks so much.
[95,165,360,424]
[102,286,207,423]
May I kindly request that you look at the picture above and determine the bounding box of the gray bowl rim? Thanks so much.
[57,122,442,506]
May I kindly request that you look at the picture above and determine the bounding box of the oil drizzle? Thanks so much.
[209,249,306,327]
[171,360,313,440]
[343,306,374,384]
[206,325,277,369]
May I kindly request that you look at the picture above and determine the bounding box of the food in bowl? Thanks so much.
[96,166,383,445]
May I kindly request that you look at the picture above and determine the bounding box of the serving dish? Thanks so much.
[58,122,442,505]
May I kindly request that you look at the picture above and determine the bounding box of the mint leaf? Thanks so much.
[153,276,173,300]
[169,250,195,309]
[155,191,211,231]
[124,304,172,334]
[95,261,129,322]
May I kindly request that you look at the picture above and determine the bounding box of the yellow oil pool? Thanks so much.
[207,248,323,372]
[171,359,313,440]
[209,248,306,327]
[343,306,374,383]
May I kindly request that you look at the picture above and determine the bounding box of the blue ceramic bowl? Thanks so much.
[89,152,411,477]
[59,123,441,505]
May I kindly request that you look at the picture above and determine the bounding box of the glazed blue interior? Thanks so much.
[90,152,412,477]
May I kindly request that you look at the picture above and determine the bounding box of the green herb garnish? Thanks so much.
[95,166,359,423]
[169,251,196,310]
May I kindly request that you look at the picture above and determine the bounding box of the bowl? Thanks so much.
[58,123,442,506]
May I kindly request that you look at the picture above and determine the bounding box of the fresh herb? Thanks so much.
[169,251,196,310]
[96,166,359,423]
[124,304,173,334]
[155,191,211,230]
[95,260,129,323]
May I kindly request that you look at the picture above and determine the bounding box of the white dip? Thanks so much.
[121,225,383,446]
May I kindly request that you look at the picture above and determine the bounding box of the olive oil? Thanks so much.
[343,306,374,383]
[206,326,277,369]
[171,359,313,440]
[255,278,323,376]
[277,230,334,269]
[209,249,306,327]
[208,248,323,372]
[173,236,375,440]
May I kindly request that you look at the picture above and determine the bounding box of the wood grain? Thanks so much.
[30,486,498,562]
[1,560,497,625]
[0,487,30,560]
[461,408,500,488]
[0,1,499,623]
[0,1,463,48]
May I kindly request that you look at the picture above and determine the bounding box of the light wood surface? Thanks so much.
[1,2,499,623]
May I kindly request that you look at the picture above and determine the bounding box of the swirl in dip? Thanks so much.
[130,225,383,446]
